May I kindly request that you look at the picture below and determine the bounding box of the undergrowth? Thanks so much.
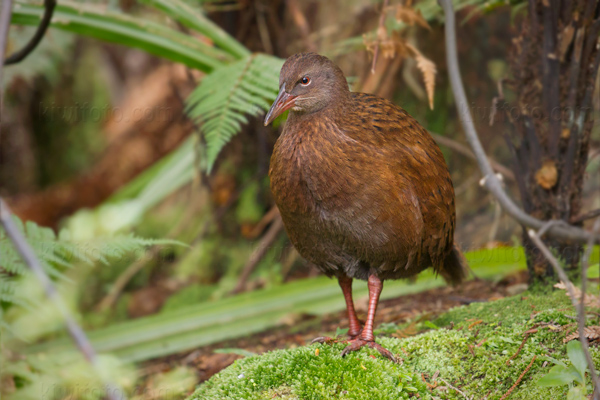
[189,290,600,399]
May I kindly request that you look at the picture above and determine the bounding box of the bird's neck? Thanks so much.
[288,94,350,129]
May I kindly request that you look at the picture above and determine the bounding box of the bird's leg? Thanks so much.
[339,275,362,338]
[311,275,362,345]
[340,274,396,362]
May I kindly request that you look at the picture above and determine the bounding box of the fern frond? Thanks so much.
[186,54,284,171]
[0,216,182,316]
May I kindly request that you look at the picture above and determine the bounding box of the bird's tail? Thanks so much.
[439,244,469,285]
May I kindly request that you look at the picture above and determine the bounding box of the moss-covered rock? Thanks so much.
[189,290,600,399]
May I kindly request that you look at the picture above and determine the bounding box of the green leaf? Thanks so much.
[537,365,576,387]
[26,252,525,363]
[423,320,439,330]
[11,1,229,72]
[567,385,587,400]
[538,355,567,368]
[140,0,249,58]
[498,336,519,344]
[567,340,588,383]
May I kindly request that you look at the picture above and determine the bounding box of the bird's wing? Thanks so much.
[341,93,456,269]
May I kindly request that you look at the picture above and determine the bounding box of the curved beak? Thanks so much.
[264,83,297,126]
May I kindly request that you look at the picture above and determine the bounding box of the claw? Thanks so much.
[368,341,397,362]
[340,338,397,362]
[310,336,337,345]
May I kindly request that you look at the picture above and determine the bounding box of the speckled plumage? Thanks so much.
[268,53,465,284]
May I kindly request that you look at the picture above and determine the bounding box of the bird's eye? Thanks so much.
[300,76,310,85]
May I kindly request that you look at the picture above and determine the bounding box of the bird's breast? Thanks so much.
[269,120,365,217]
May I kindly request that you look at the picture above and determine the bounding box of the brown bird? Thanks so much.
[264,53,466,361]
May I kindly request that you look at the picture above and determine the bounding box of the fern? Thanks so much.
[186,54,284,171]
[0,216,180,311]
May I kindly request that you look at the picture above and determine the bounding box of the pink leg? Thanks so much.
[338,275,362,338]
[340,274,396,361]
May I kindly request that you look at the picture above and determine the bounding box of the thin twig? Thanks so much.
[0,200,122,400]
[528,229,600,398]
[506,329,536,365]
[571,208,600,224]
[97,246,162,312]
[499,355,537,400]
[429,132,515,181]
[287,0,317,52]
[437,0,600,244]
[437,377,471,400]
[246,205,280,239]
[232,214,284,294]
[97,190,207,311]
[255,3,274,55]
[371,0,390,74]
[4,0,56,65]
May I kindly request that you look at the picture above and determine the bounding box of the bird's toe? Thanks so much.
[340,338,396,362]
[368,341,397,362]
[310,336,337,345]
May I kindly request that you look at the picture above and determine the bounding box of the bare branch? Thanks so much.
[4,0,56,65]
[528,228,600,398]
[429,131,515,181]
[571,208,600,224]
[437,0,600,244]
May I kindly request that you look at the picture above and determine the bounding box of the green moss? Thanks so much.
[189,291,600,400]
[192,344,428,399]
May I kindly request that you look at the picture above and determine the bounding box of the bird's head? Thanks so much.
[264,52,349,126]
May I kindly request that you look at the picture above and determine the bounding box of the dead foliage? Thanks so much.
[564,326,600,343]
[554,282,600,309]
[363,1,436,109]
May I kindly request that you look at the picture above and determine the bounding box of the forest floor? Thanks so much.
[135,270,529,395]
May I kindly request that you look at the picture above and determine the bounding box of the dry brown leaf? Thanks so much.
[406,43,436,110]
[535,160,558,189]
[364,29,407,61]
[394,5,430,29]
[554,281,600,308]
[564,326,600,343]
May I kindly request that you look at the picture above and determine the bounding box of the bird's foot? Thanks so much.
[340,338,397,362]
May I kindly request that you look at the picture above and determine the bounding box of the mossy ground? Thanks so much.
[189,290,600,399]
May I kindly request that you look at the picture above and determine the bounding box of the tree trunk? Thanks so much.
[500,1,600,284]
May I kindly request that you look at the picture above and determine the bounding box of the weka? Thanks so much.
[264,52,466,361]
